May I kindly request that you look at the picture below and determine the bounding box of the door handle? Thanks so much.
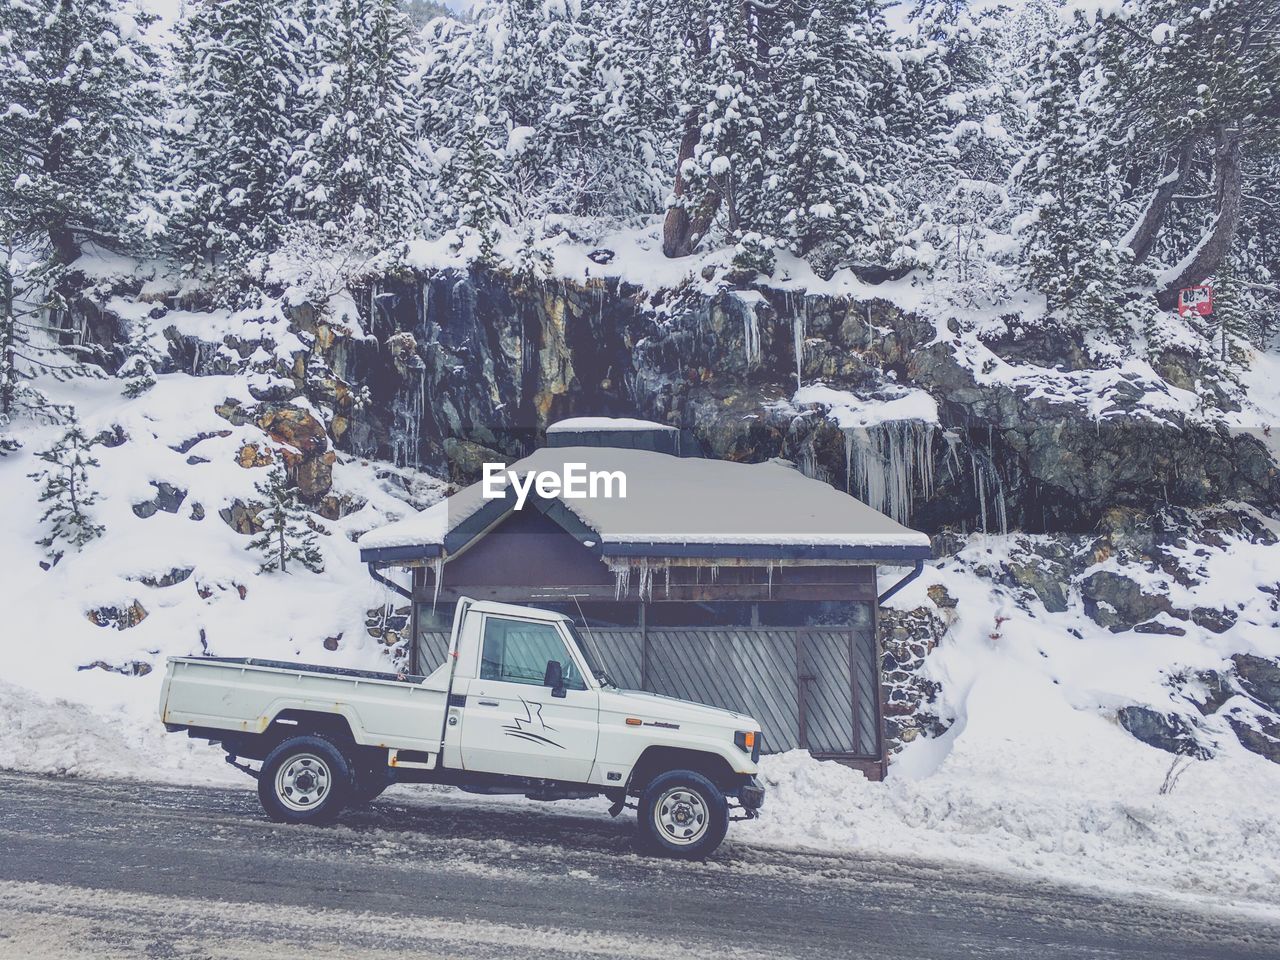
[477,700,499,707]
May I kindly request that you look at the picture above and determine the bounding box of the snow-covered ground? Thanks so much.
[2,288,1279,922]
[744,552,1280,918]
[0,364,442,781]
[4,470,1280,920]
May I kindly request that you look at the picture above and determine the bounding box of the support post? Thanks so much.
[639,601,649,689]
[409,570,421,676]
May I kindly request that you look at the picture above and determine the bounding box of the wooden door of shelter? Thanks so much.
[418,624,881,761]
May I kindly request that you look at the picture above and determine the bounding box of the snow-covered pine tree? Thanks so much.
[658,0,774,258]
[1084,0,1280,312]
[417,0,663,227]
[904,1,1030,299]
[0,244,78,453]
[402,0,454,31]
[907,0,1020,188]
[654,0,930,271]
[289,0,422,235]
[1012,31,1132,336]
[0,0,163,263]
[767,1,891,267]
[1207,253,1253,370]
[28,419,104,561]
[119,321,165,398]
[450,113,509,262]
[167,0,309,261]
[540,0,665,220]
[1233,151,1280,347]
[1,251,28,452]
[248,463,324,574]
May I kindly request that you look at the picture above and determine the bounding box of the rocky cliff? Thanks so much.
[94,263,1280,766]
[261,268,1276,534]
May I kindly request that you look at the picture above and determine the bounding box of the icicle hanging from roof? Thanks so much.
[431,557,444,611]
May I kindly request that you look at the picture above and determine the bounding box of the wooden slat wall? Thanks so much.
[415,624,879,759]
[420,630,449,671]
[800,630,856,755]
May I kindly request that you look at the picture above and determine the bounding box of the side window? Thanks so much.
[480,617,586,689]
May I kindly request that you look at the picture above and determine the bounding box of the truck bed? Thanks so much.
[191,656,428,684]
[159,656,448,756]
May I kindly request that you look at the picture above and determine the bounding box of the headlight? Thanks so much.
[734,730,758,755]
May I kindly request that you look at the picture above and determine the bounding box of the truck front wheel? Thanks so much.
[258,735,353,825]
[637,769,729,859]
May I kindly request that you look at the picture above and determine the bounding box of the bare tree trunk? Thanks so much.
[48,227,81,266]
[1156,128,1244,310]
[1,260,13,418]
[662,9,725,259]
[1125,137,1195,264]
[662,118,722,258]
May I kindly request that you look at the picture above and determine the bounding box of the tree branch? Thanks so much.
[1123,137,1195,264]
[1155,129,1245,310]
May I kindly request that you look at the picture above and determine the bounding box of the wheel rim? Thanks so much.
[654,786,709,845]
[275,753,332,812]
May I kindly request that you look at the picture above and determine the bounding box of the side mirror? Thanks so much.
[543,660,567,698]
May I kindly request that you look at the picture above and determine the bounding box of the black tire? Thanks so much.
[637,769,729,859]
[258,735,353,825]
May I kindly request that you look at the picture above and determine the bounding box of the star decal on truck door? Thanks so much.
[502,698,564,749]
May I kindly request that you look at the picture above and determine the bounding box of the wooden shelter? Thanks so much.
[360,419,930,779]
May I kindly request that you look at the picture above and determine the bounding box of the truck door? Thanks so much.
[457,614,599,782]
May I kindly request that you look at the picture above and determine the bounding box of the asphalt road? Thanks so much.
[1,772,1277,960]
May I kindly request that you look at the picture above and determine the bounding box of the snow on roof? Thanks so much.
[546,417,677,434]
[359,446,930,557]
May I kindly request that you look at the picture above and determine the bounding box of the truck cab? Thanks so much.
[159,598,765,857]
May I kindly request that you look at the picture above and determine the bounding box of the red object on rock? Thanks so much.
[1178,286,1213,317]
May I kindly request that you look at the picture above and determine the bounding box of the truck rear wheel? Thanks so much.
[258,735,353,825]
[637,769,729,859]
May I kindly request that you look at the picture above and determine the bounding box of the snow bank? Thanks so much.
[734,541,1280,917]
[745,742,1280,917]
[0,680,238,784]
[1229,341,1280,462]
[791,383,938,429]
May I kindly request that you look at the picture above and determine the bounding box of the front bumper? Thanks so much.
[736,776,766,815]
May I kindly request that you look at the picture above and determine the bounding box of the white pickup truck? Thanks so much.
[159,598,765,857]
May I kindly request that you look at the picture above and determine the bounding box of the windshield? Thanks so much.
[565,621,616,689]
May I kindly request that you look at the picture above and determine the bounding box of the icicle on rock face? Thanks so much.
[969,450,1008,536]
[728,290,764,369]
[843,421,936,525]
[791,299,806,391]
[391,364,426,470]
[800,437,819,479]
[744,304,761,367]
